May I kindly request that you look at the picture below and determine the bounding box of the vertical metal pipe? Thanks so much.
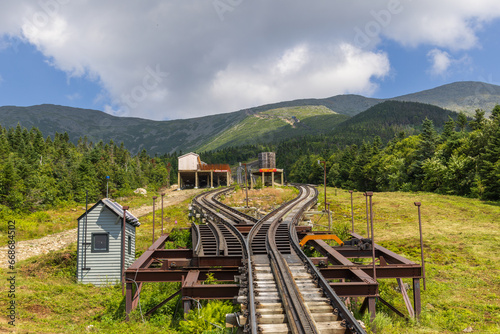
[327,203,331,233]
[122,205,129,296]
[152,196,157,243]
[83,190,88,271]
[415,202,426,290]
[161,193,165,235]
[366,191,376,281]
[323,161,326,209]
[349,190,354,233]
[364,192,370,238]
[243,163,248,208]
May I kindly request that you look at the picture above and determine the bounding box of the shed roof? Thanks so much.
[77,198,140,227]
[178,152,199,159]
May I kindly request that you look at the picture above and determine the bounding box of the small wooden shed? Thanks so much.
[76,198,140,286]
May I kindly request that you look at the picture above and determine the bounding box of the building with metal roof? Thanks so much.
[177,152,231,189]
[76,198,140,286]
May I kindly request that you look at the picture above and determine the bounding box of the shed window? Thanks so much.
[92,233,109,252]
[128,235,131,255]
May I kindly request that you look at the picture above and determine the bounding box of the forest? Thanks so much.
[0,124,178,212]
[204,105,500,201]
[1,104,499,215]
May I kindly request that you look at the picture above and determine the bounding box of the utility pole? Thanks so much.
[318,160,327,210]
[349,190,354,233]
[366,191,376,281]
[415,202,426,290]
[161,193,165,235]
[243,163,249,208]
[106,175,110,198]
[121,205,129,296]
[152,196,157,243]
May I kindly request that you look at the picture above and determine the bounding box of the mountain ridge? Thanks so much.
[1,81,499,154]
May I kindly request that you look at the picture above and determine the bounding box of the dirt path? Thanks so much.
[0,189,202,268]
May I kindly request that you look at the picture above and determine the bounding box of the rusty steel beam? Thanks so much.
[182,284,240,299]
[182,270,200,288]
[125,268,239,282]
[191,255,242,267]
[330,282,378,297]
[145,289,181,316]
[127,234,171,270]
[351,232,416,265]
[320,265,422,279]
[151,249,193,259]
[307,239,357,266]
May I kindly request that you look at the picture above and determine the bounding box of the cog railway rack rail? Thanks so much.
[125,186,423,333]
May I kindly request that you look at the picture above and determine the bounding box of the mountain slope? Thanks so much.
[330,100,458,145]
[197,105,348,152]
[391,81,500,115]
[1,81,499,155]
[0,104,249,155]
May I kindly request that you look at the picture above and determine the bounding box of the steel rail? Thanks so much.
[192,222,202,256]
[288,186,366,334]
[245,187,307,333]
[246,185,320,333]
[266,185,320,334]
[192,187,257,225]
[192,187,257,332]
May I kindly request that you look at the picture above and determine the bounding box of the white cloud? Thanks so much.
[0,1,499,119]
[210,43,390,111]
[427,49,452,76]
[427,49,473,76]
[65,92,81,101]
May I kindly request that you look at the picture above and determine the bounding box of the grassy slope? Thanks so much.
[0,190,167,245]
[0,195,197,333]
[197,106,348,152]
[315,188,500,333]
[1,188,499,333]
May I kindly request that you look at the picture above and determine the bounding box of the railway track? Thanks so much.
[191,185,365,334]
[191,187,253,257]
[243,185,365,334]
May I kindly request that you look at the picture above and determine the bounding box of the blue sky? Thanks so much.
[1,1,500,120]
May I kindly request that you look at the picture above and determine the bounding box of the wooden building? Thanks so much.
[76,199,140,286]
[177,152,231,189]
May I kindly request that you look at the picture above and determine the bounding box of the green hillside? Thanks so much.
[2,81,500,155]
[331,100,458,145]
[197,105,348,152]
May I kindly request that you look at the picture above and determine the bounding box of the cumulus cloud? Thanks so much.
[211,43,389,111]
[65,92,81,101]
[0,1,499,119]
[427,49,452,76]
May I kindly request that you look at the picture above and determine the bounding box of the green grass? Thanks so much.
[197,105,347,151]
[314,187,500,333]
[2,187,499,333]
[0,189,166,245]
[0,194,232,333]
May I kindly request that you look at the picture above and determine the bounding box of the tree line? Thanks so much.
[288,106,500,200]
[0,124,177,211]
[202,105,500,200]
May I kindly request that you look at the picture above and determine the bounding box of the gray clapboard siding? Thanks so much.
[77,199,140,286]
